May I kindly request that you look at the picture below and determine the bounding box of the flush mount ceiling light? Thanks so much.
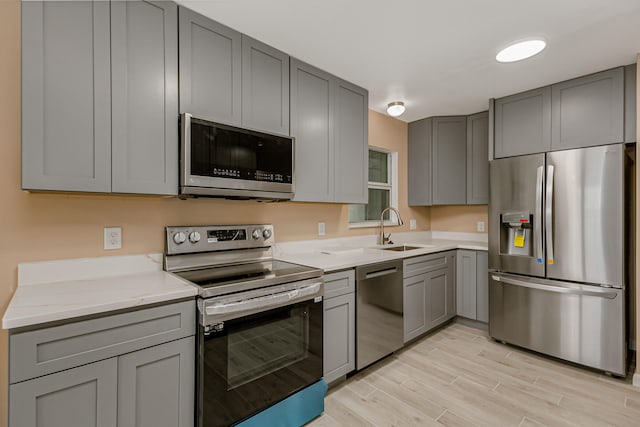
[496,39,546,63]
[387,101,405,117]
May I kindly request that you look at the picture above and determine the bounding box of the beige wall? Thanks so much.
[430,205,488,233]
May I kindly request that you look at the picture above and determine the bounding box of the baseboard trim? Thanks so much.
[454,316,489,332]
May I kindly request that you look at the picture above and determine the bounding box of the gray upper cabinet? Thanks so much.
[111,1,178,195]
[22,0,179,195]
[178,7,242,126]
[466,112,489,204]
[290,59,333,202]
[432,116,467,205]
[291,58,368,203]
[551,67,624,151]
[22,1,111,192]
[333,79,368,204]
[494,87,551,158]
[10,358,117,427]
[408,118,432,206]
[241,35,290,135]
[624,64,636,143]
[118,337,195,427]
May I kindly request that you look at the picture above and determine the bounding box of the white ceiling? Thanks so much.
[176,0,640,122]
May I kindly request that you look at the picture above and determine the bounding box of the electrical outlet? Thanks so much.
[477,221,485,232]
[410,219,417,230]
[318,222,326,236]
[104,227,122,250]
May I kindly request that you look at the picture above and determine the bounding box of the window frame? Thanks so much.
[348,147,399,229]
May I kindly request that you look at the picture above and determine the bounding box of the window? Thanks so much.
[348,147,398,227]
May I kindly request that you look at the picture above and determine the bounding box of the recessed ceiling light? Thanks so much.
[387,101,405,117]
[496,39,546,63]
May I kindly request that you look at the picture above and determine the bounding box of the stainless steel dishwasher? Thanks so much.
[356,260,403,370]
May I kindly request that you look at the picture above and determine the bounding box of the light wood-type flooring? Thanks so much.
[309,322,640,427]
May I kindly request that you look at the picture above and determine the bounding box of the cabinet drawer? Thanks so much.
[10,300,195,384]
[403,252,451,278]
[323,269,355,299]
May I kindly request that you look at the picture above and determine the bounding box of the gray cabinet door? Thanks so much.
[466,112,489,204]
[551,67,624,151]
[476,251,489,323]
[241,35,290,135]
[408,118,432,206]
[446,252,457,319]
[432,116,467,205]
[22,1,111,192]
[111,0,178,195]
[494,87,551,158]
[9,358,117,427]
[118,337,195,427]
[426,266,452,330]
[625,64,636,143]
[456,250,477,319]
[290,58,333,202]
[403,273,428,343]
[333,78,368,204]
[323,293,356,384]
[178,7,241,126]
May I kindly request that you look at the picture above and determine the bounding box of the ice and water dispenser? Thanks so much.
[499,212,533,257]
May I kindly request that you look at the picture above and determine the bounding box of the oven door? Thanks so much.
[197,297,323,427]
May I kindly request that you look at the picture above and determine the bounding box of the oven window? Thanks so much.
[190,121,293,183]
[227,306,308,390]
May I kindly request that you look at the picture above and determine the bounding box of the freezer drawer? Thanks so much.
[489,272,625,376]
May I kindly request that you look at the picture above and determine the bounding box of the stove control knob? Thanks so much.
[252,228,262,240]
[173,232,187,245]
[189,231,201,244]
[262,228,272,240]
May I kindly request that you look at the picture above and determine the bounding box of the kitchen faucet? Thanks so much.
[379,207,404,245]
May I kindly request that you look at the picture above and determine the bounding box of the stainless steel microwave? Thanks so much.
[180,113,294,200]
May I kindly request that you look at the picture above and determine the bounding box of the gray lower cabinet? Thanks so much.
[111,0,178,195]
[494,87,552,158]
[323,270,356,384]
[8,301,196,427]
[455,250,489,322]
[178,6,242,126]
[403,252,456,343]
[10,358,118,427]
[551,67,624,151]
[22,0,112,192]
[291,58,368,203]
[432,116,467,205]
[22,0,179,195]
[466,112,489,204]
[117,337,195,427]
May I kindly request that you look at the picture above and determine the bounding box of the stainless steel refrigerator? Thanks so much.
[488,143,634,376]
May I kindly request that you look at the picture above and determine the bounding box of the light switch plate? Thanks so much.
[410,219,417,230]
[318,222,326,236]
[104,227,122,250]
[477,221,485,232]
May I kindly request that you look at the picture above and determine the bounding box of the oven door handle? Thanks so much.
[204,281,323,319]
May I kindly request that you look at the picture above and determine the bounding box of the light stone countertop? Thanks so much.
[274,231,488,272]
[2,254,198,330]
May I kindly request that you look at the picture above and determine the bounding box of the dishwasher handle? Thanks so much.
[365,267,398,279]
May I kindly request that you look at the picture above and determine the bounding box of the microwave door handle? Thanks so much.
[545,165,554,265]
[535,166,544,264]
[180,113,192,186]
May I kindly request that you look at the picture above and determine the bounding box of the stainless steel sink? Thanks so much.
[380,245,422,252]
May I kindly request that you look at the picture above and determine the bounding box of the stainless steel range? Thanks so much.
[164,224,324,427]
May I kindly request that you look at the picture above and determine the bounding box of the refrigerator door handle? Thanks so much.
[491,275,618,299]
[535,166,544,264]
[545,165,554,265]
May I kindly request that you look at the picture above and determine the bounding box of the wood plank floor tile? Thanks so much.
[308,323,640,427]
